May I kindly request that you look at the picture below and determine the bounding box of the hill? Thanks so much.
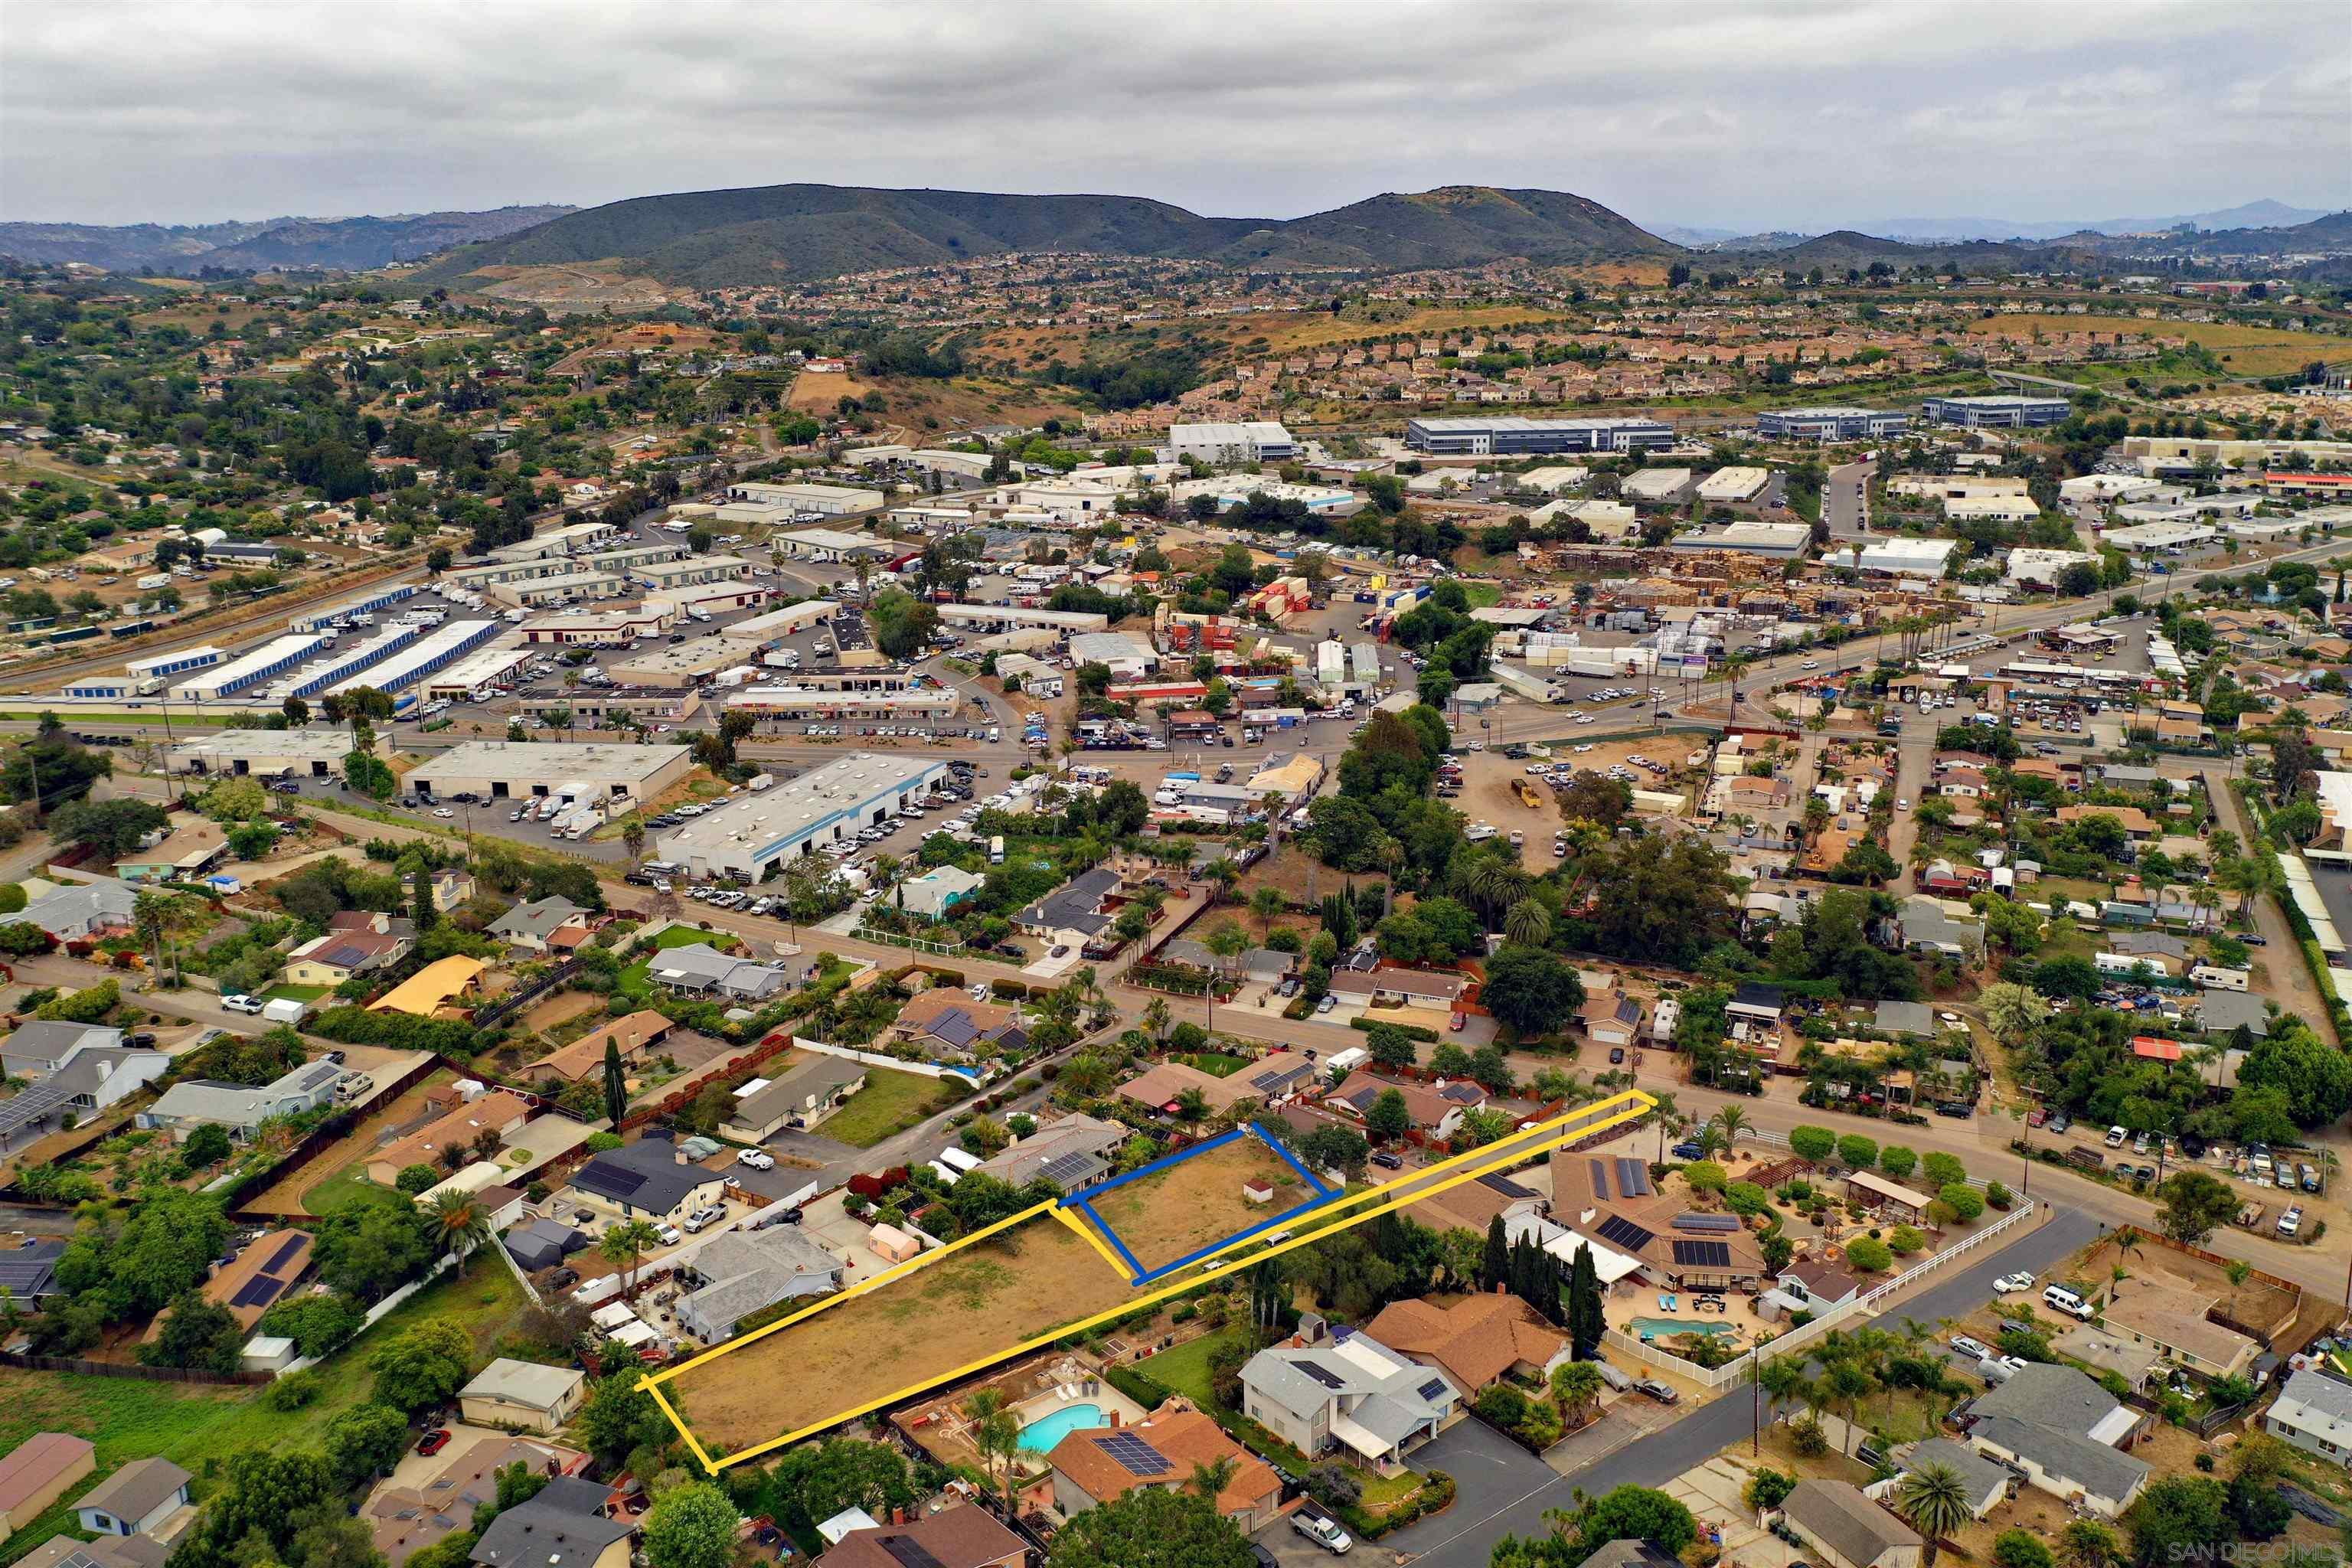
[0,206,576,275]
[405,181,1676,290]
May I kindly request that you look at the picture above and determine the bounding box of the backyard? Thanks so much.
[242,1066,456,1217]
[818,1067,952,1148]
[1076,1132,1328,1278]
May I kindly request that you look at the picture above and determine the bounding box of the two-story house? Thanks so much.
[1238,1326,1459,1474]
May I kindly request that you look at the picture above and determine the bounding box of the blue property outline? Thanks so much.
[1070,1121,1346,1286]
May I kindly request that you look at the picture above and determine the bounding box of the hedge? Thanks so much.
[1342,1468,1455,1541]
[1351,1016,1439,1043]
[1102,1362,1169,1413]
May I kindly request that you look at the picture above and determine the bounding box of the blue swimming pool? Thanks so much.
[1630,1318,1734,1339]
[1017,1402,1108,1452]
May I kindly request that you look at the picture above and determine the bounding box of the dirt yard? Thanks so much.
[1080,1133,1323,1275]
[240,1067,454,1217]
[662,1212,1139,1450]
[522,991,607,1034]
[1457,738,1698,871]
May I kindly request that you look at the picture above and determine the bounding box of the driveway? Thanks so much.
[1376,1417,1560,1557]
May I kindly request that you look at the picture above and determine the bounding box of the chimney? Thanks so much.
[890,1508,906,1526]
[1108,1410,1122,1429]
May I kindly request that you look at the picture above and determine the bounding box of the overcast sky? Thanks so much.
[5,0,2347,234]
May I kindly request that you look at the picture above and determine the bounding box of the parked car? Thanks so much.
[1670,1140,1706,1160]
[1291,1513,1353,1555]
[681,1205,726,1233]
[1633,1379,1679,1405]
[1951,1334,1994,1361]
[1371,1152,1403,1171]
[737,1149,776,1171]
[1993,1272,2036,1295]
[221,993,266,1014]
[415,1429,452,1457]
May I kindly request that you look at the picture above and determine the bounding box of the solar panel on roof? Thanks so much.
[1672,1212,1740,1232]
[1616,1158,1653,1197]
[1038,1151,1096,1187]
[880,1540,946,1568]
[1671,1240,1732,1267]
[1595,1214,1655,1252]
[0,1079,74,1139]
[1587,1158,1612,1200]
[1416,1377,1449,1401]
[230,1275,282,1310]
[1295,1360,1347,1389]
[259,1233,305,1272]
[1096,1431,1173,1477]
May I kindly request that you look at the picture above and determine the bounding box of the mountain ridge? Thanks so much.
[0,205,577,275]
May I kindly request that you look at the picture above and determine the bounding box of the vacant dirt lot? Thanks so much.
[1080,1133,1323,1275]
[663,1212,1138,1450]
[1457,738,1697,870]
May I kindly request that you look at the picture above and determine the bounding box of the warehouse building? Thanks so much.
[634,555,754,592]
[1756,407,1909,442]
[1668,521,1813,558]
[521,606,675,645]
[172,634,329,701]
[724,481,884,515]
[287,623,425,700]
[720,599,843,646]
[1405,415,1675,456]
[1922,395,2072,429]
[1622,467,1696,504]
[170,730,368,777]
[485,571,627,609]
[725,687,962,722]
[936,603,1109,636]
[126,645,224,683]
[1068,630,1158,678]
[407,741,694,807]
[1168,420,1297,466]
[424,647,535,701]
[1697,467,1771,503]
[655,752,949,880]
[770,527,893,562]
[646,583,772,618]
[291,585,416,634]
[327,620,502,697]
[1849,537,1960,578]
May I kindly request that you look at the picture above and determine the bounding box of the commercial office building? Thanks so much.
[1921,395,2072,429]
[1405,416,1674,456]
[406,740,694,806]
[1756,407,1910,442]
[1168,420,1297,465]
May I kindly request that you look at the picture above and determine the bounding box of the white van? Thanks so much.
[2042,1284,2095,1321]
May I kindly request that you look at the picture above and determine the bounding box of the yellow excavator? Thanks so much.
[1512,779,1544,808]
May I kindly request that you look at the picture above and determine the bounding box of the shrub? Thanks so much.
[1724,1181,1769,1216]
[1886,1224,1926,1256]
[1836,1133,1877,1170]
[1939,1183,1984,1221]
[1788,1125,1836,1162]
[1305,1464,1362,1511]
[1683,1161,1728,1194]
[1789,1417,1830,1458]
[1994,1530,2055,1568]
[1877,1144,1918,1180]
[1745,1468,1797,1511]
[1844,1237,1894,1272]
[1985,1181,2012,1209]
[0,884,24,915]
[1922,1151,1967,1188]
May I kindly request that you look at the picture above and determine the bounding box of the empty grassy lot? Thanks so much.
[1962,312,2352,377]
[1080,1133,1325,1276]
[818,1067,950,1148]
[664,1210,1138,1452]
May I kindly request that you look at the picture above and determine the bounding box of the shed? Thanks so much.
[868,1224,920,1264]
[1781,1480,1922,1568]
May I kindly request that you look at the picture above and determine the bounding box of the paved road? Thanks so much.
[1385,1210,2098,1566]
[1825,461,1874,542]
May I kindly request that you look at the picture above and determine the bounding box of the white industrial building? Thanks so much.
[724,687,961,721]
[1167,420,1296,466]
[2104,519,2219,552]
[1848,537,1960,577]
[1669,521,1812,558]
[169,730,365,778]
[2058,475,2171,508]
[770,528,893,563]
[485,571,628,608]
[1622,467,1696,504]
[1943,496,2041,524]
[1888,475,2032,502]
[995,653,1063,697]
[1165,476,1357,515]
[1696,467,1770,503]
[655,753,950,880]
[327,620,502,697]
[424,647,535,701]
[936,603,1109,636]
[1511,466,1590,495]
[2005,548,2102,589]
[406,741,694,807]
[521,606,675,645]
[725,481,884,516]
[720,599,844,645]
[1067,631,1158,678]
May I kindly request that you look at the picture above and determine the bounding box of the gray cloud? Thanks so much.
[3,0,2346,232]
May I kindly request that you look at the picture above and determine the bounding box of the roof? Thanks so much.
[371,1091,530,1174]
[1873,1000,1936,1038]
[1782,1257,1864,1302]
[491,897,588,942]
[1847,1170,1933,1210]
[2051,1325,2164,1386]
[1969,1363,2133,1440]
[1968,1413,2151,1503]
[1731,981,1785,1011]
[1782,1480,1920,1566]
[74,1458,190,1523]
[1047,1405,1279,1516]
[1900,1439,2011,1504]
[1362,1293,1566,1392]
[0,1433,95,1514]
[2269,1367,2352,1446]
[18,1540,169,1568]
[469,1477,631,1568]
[570,1135,720,1217]
[1327,966,1468,1001]
[459,1358,585,1413]
[814,1504,1027,1568]
[969,1112,1129,1187]
[1,1020,122,1068]
[2199,989,2273,1035]
[2099,1284,2255,1367]
[200,1229,314,1327]
[1014,867,1122,936]
[526,1011,673,1083]
[681,1226,843,1334]
[725,1056,867,1131]
[1120,1054,1312,1115]
[289,930,406,974]
[18,879,138,935]
[368,956,485,1016]
[1582,1544,1689,1568]
[1239,1331,1453,1442]
[123,818,226,871]
[1328,1069,1482,1129]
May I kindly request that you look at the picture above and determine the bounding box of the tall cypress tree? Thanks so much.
[1567,1240,1603,1358]
[603,1040,628,1126]
[1481,1213,1509,1293]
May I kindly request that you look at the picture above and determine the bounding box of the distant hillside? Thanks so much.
[1864,198,2336,243]
[0,206,577,275]
[1726,230,2084,271]
[406,181,1674,290]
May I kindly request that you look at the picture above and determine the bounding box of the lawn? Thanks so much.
[1181,1052,1251,1078]
[302,1164,410,1217]
[1461,582,1505,609]
[263,983,330,1002]
[818,1068,947,1148]
[652,924,727,950]
[1135,1327,1246,1406]
[0,1250,534,1565]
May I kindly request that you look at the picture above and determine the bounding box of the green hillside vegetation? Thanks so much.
[406,181,1676,291]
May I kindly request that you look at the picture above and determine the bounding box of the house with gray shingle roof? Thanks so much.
[1780,1480,1920,1568]
[1962,1364,2150,1517]
[17,880,138,941]
[1895,1439,2011,1518]
[2262,1367,2352,1467]
[676,1225,845,1341]
[1238,1328,1458,1471]
[717,1057,867,1142]
[489,897,590,953]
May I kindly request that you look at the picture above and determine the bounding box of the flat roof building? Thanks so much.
[727,481,884,515]
[425,647,535,701]
[1622,467,1696,503]
[327,621,502,697]
[1922,395,2072,428]
[407,741,693,806]
[657,752,948,880]
[172,633,329,701]
[169,730,371,778]
[1168,420,1295,465]
[485,571,626,609]
[1756,407,1909,442]
[1669,521,1812,558]
[290,584,416,635]
[936,603,1109,635]
[1849,537,1960,577]
[519,606,674,645]
[1406,415,1674,456]
[1697,466,1771,503]
[634,556,753,590]
[126,645,224,681]
[772,528,892,562]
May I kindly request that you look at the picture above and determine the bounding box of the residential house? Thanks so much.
[427,866,475,913]
[1780,1480,1922,1568]
[2056,804,2156,844]
[2051,1327,2164,1393]
[1961,1364,2151,1517]
[1549,1154,1769,1292]
[72,1461,190,1540]
[365,1091,531,1184]
[1325,1069,1486,1140]
[1873,1001,1936,1039]
[898,866,984,921]
[1326,967,1469,1013]
[366,1436,586,1567]
[1726,982,1784,1024]
[1013,867,1122,946]
[1583,1544,1689,1568]
[2198,989,2272,1037]
[469,1477,632,1568]
[523,1011,675,1087]
[2097,1283,2260,1380]
[813,1505,1025,1568]
[1362,1292,1569,1394]
[2262,1367,2352,1467]
[0,1434,96,1534]
[646,943,792,1002]
[18,879,139,940]
[968,1111,1130,1190]
[1,1021,122,1080]
[142,1059,350,1143]
[1886,897,1985,960]
[565,1133,728,1227]
[115,820,227,884]
[1238,1328,1460,1472]
[458,1360,587,1435]
[283,928,410,988]
[1761,1256,1865,1318]
[1894,1440,2011,1519]
[2,1044,168,1146]
[14,1537,171,1568]
[1407,1169,1547,1239]
[718,1057,867,1142]
[1579,987,1644,1050]
[489,897,593,954]
[368,956,487,1017]
[1047,1402,1284,1534]
[1119,1053,1316,1118]
[893,990,1027,1059]
[676,1224,845,1341]
[144,1229,314,1347]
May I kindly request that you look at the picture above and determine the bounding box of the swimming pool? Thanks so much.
[1016,1402,1108,1452]
[1629,1318,1735,1339]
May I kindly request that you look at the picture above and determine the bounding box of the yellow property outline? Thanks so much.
[642,1088,1655,1472]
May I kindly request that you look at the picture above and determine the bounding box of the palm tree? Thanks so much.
[132,891,175,982]
[1504,897,1551,947]
[1822,1361,1874,1455]
[1712,1106,1748,1152]
[1141,996,1172,1043]
[1187,1455,1240,1507]
[427,1189,490,1259]
[2225,1259,2252,1325]
[962,1390,1021,1515]
[620,818,647,868]
[1980,982,2048,1049]
[1549,1361,1603,1428]
[599,1219,661,1298]
[1894,1462,1975,1568]
[2110,1227,2143,1272]
[1697,1122,1730,1160]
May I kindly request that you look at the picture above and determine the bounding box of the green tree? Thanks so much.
[370,1318,473,1413]
[603,1039,629,1125]
[2154,1169,2237,1245]
[1896,1462,1979,1568]
[642,1483,741,1568]
[140,1290,243,1373]
[1365,1088,1412,1143]
[1481,945,1585,1035]
[1046,1485,1253,1567]
[325,1401,412,1488]
[2125,1477,2230,1567]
